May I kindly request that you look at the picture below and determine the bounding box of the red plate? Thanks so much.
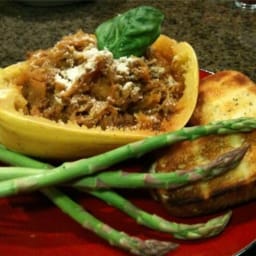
[0,70,255,256]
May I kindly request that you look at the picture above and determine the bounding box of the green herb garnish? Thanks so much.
[95,6,164,58]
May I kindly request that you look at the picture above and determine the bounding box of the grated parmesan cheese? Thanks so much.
[55,46,113,91]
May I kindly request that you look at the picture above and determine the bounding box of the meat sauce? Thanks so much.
[16,30,184,131]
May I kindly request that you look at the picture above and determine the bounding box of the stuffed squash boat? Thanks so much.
[0,8,198,159]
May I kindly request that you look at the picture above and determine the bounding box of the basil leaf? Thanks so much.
[95,6,164,58]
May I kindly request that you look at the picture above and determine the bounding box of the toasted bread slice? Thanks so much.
[153,70,256,217]
[190,70,256,124]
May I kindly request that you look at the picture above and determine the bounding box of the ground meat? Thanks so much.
[17,30,184,131]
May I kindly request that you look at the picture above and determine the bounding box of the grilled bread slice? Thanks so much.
[153,70,256,217]
[191,70,256,124]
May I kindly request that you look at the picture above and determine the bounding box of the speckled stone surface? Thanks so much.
[0,0,255,81]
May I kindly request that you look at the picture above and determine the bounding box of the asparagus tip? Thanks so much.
[173,211,232,240]
[131,238,178,256]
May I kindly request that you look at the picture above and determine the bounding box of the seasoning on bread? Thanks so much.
[153,70,256,217]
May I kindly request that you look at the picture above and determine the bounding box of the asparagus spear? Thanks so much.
[0,145,52,169]
[0,117,255,196]
[89,189,232,240]
[41,187,178,256]
[0,146,178,255]
[0,145,235,240]
[0,146,177,256]
[0,145,247,189]
[71,145,248,189]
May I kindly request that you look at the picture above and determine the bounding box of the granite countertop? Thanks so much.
[0,0,255,81]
